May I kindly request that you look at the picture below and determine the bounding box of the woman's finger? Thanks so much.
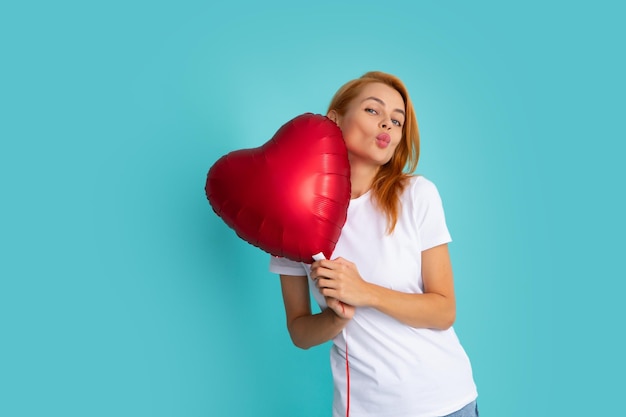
[316,277,333,289]
[311,265,335,281]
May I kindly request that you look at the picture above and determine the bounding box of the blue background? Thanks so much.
[1,1,624,416]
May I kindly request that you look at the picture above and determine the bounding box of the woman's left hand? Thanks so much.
[311,257,372,307]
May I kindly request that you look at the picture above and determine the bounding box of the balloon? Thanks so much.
[205,113,351,263]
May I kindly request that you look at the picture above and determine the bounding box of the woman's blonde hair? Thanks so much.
[328,71,420,233]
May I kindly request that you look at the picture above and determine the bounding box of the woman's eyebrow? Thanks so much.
[361,96,406,117]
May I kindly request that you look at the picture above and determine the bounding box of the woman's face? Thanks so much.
[331,82,406,169]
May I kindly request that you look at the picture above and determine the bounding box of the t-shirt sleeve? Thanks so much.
[268,256,307,276]
[413,177,452,251]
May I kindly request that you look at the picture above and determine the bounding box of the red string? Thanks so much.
[314,255,350,416]
[345,327,350,417]
[341,304,350,417]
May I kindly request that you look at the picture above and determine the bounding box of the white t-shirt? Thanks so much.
[269,176,477,417]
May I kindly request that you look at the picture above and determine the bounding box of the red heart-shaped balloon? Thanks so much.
[205,113,351,263]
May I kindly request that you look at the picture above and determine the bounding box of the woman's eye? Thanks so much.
[392,119,403,127]
[365,108,377,114]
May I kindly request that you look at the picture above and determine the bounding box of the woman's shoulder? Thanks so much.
[404,174,441,197]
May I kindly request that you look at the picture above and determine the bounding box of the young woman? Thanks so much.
[270,71,478,417]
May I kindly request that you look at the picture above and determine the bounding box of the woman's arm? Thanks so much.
[280,275,353,350]
[311,244,456,330]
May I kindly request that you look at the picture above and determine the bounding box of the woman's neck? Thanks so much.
[349,161,378,199]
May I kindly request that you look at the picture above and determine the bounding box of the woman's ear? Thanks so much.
[327,110,339,125]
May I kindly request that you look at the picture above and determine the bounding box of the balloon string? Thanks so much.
[341,306,350,417]
[345,327,350,417]
[312,254,349,416]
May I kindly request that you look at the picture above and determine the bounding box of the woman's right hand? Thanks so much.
[326,297,355,320]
